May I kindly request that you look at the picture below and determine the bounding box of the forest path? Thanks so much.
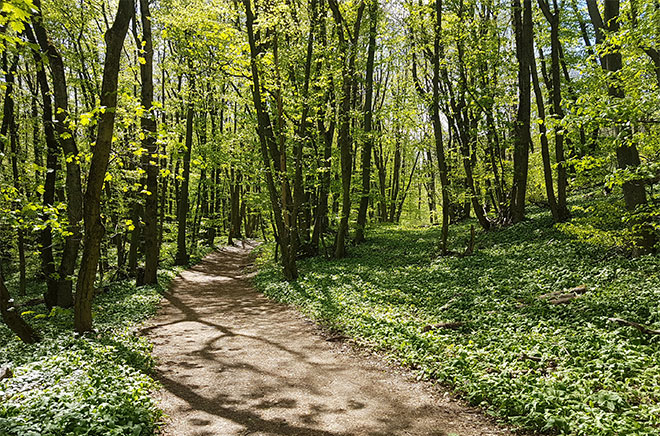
[147,242,510,436]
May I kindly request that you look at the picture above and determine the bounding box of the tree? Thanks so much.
[74,0,134,333]
[328,0,365,258]
[355,0,378,244]
[138,0,160,284]
[242,0,298,280]
[32,0,85,307]
[175,75,194,266]
[509,0,533,224]
[537,0,570,221]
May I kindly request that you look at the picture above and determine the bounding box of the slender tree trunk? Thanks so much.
[25,25,59,308]
[243,0,298,280]
[311,117,335,250]
[484,108,504,211]
[74,0,134,333]
[32,1,84,307]
[28,76,42,188]
[586,0,607,67]
[425,150,437,224]
[310,10,336,250]
[273,31,298,270]
[191,167,205,251]
[175,83,194,265]
[228,168,243,244]
[454,43,491,230]
[127,201,142,275]
[389,137,402,222]
[4,56,27,295]
[138,0,159,284]
[531,51,560,221]
[373,136,388,222]
[509,0,534,224]
[570,0,597,63]
[328,0,365,258]
[395,152,420,222]
[355,0,378,243]
[601,0,655,253]
[431,0,450,253]
[293,0,319,247]
[538,0,570,221]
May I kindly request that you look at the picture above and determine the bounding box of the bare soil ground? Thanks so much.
[147,242,512,436]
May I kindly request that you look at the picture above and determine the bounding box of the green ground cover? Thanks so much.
[255,205,660,435]
[0,243,212,436]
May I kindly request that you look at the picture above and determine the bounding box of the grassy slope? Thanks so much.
[255,207,660,435]
[0,243,213,436]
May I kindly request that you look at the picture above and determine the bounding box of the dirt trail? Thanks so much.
[148,242,511,436]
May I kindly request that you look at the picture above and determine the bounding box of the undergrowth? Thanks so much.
[254,199,660,435]
[0,243,214,436]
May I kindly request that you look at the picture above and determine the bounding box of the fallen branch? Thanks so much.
[519,353,542,362]
[608,318,660,336]
[518,353,558,369]
[549,295,577,305]
[540,285,588,305]
[17,298,44,309]
[422,322,465,332]
[439,298,457,311]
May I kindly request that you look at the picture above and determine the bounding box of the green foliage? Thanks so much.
[254,202,660,435]
[0,267,186,436]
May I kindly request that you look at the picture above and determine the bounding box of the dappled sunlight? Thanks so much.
[148,244,506,436]
[256,215,660,434]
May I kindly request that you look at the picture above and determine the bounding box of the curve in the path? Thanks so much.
[148,242,510,436]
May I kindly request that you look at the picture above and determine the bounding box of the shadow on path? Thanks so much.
[148,242,509,436]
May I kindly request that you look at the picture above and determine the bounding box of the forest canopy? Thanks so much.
[0,0,657,333]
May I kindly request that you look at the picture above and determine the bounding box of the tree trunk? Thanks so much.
[431,0,450,253]
[395,152,420,222]
[138,0,159,284]
[293,0,319,247]
[509,0,533,224]
[602,0,655,253]
[389,137,402,222]
[25,25,60,308]
[355,0,378,244]
[538,0,570,221]
[74,0,134,334]
[531,48,560,221]
[373,135,388,222]
[127,201,142,275]
[425,150,437,224]
[0,269,39,344]
[33,1,84,307]
[243,0,298,280]
[311,116,335,250]
[228,168,243,244]
[3,55,27,295]
[175,86,194,265]
[328,0,365,258]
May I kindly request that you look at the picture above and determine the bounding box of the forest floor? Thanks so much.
[146,241,510,436]
[254,201,660,435]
